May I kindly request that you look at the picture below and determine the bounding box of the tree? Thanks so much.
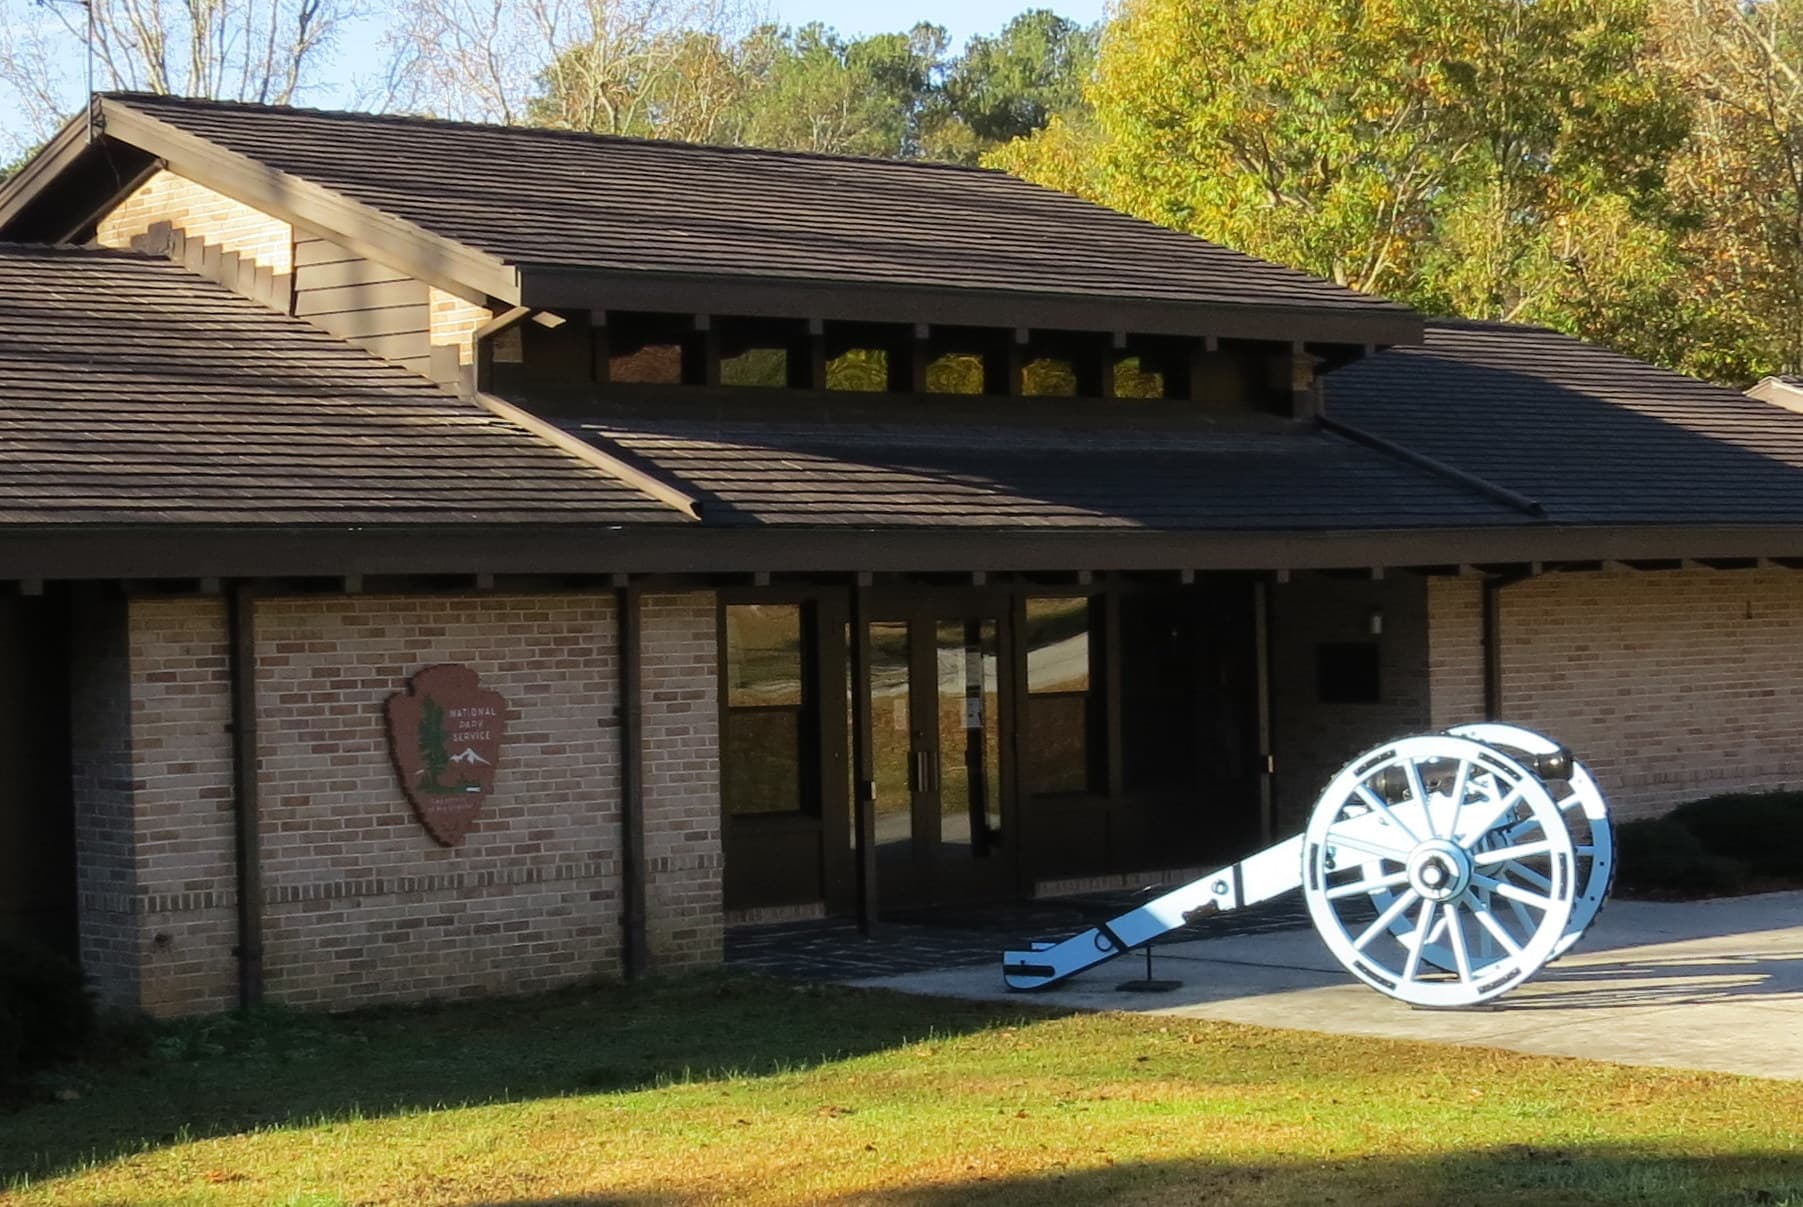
[0,0,349,156]
[734,21,948,158]
[524,10,1094,162]
[381,0,755,129]
[991,0,1692,366]
[927,9,1097,162]
[1657,0,1803,381]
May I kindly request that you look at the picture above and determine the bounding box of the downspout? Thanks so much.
[1481,570,1534,722]
[226,581,264,1008]
[617,582,649,979]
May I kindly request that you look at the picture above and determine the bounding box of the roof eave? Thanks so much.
[518,262,1425,346]
[7,520,1803,582]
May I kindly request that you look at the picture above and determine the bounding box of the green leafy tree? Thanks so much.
[924,9,1098,162]
[735,22,949,158]
[991,0,1693,366]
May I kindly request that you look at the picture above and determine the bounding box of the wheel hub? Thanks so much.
[1407,839,1472,902]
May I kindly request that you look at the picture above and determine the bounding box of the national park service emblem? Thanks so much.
[385,664,506,846]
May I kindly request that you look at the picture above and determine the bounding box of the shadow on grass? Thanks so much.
[0,971,1058,1189]
[487,1145,1803,1206]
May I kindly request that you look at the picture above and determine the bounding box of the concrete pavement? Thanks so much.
[853,890,1803,1080]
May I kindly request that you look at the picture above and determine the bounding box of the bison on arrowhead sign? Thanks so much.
[385,664,507,846]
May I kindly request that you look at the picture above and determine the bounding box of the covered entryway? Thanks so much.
[864,591,1014,910]
[720,575,1271,922]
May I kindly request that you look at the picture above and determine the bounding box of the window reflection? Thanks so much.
[1025,596,1095,795]
[723,604,813,814]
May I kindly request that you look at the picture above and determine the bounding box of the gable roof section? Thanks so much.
[559,413,1528,531]
[1326,320,1803,524]
[3,94,1420,344]
[0,244,683,526]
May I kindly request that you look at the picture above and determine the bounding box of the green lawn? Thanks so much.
[4,972,1801,1206]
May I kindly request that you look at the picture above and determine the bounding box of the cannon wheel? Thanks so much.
[1302,734,1576,1008]
[1375,725,1612,971]
[1447,723,1613,961]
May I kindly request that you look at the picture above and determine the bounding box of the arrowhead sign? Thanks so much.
[385,664,507,846]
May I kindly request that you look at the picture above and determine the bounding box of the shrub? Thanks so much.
[1666,791,1803,881]
[1614,816,1751,898]
[0,938,94,1087]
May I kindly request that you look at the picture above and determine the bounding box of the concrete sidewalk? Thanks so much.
[854,890,1803,1080]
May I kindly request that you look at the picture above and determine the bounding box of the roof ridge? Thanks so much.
[102,91,1016,179]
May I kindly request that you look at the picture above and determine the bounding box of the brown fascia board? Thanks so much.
[97,98,518,305]
[520,264,1427,346]
[12,522,1803,581]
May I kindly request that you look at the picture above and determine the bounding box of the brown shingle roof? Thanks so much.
[565,414,1526,530]
[0,244,682,525]
[100,93,1413,323]
[1326,320,1803,524]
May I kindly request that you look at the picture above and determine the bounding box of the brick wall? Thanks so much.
[430,287,491,367]
[67,592,139,1009]
[70,589,723,1017]
[1427,576,1485,728]
[128,599,238,1016]
[1429,567,1803,819]
[96,170,293,273]
[640,594,723,967]
[1270,576,1431,831]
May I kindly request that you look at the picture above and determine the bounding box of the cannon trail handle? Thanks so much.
[1001,836,1305,991]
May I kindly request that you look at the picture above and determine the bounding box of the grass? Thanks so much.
[3,972,1802,1205]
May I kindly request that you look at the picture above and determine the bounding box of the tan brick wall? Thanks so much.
[1428,567,1803,819]
[96,169,293,274]
[641,593,723,968]
[1426,576,1485,728]
[254,593,627,1009]
[71,589,724,1017]
[127,598,238,1016]
[430,287,491,366]
[1270,576,1431,832]
[68,592,139,1010]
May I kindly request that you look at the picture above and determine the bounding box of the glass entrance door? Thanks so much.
[862,605,1012,910]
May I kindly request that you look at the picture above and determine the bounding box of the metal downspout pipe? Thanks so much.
[227,581,264,1008]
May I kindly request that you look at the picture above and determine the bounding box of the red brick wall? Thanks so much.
[1429,567,1803,817]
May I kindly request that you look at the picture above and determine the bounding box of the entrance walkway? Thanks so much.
[844,890,1803,1081]
[725,890,1311,982]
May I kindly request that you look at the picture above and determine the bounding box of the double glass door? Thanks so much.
[865,607,1011,908]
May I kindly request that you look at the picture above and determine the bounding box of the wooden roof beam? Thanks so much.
[473,392,704,523]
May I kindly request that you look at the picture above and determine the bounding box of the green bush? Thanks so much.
[1666,791,1803,881]
[1614,816,1751,898]
[0,938,93,1086]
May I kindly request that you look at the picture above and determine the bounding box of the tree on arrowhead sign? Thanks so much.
[385,664,507,846]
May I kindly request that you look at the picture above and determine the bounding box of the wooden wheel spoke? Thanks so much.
[1354,888,1422,951]
[1325,868,1411,900]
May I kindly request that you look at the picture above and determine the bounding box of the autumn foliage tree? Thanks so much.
[991,0,1695,367]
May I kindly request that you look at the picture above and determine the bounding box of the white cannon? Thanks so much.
[1001,723,1614,1008]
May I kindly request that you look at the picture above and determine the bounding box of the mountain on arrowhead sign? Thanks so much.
[385,664,507,846]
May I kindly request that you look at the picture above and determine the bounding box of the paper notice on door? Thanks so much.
[964,698,983,730]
